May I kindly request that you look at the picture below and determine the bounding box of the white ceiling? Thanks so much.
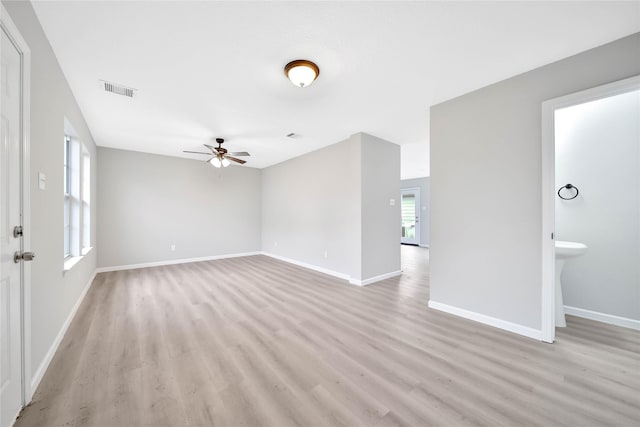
[32,1,640,177]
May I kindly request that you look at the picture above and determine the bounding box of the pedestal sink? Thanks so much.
[555,241,588,327]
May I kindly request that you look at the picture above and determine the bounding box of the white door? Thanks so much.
[401,188,420,245]
[1,16,28,427]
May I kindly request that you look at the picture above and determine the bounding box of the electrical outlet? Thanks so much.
[274,241,278,247]
[170,244,176,251]
[389,198,395,206]
[324,250,328,258]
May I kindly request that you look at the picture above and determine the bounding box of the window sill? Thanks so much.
[63,256,83,272]
[63,247,93,273]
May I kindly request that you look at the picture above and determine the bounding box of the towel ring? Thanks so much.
[558,184,579,200]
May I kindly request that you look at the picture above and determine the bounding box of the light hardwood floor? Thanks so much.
[16,246,640,426]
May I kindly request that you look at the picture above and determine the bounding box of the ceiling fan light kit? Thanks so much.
[284,59,319,87]
[209,156,222,168]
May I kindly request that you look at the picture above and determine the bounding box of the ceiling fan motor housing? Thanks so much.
[215,138,227,154]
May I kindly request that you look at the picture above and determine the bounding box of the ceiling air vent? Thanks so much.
[101,80,136,98]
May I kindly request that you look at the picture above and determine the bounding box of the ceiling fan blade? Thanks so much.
[183,150,211,155]
[227,151,250,156]
[225,155,246,165]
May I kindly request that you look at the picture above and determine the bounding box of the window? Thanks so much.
[63,136,71,258]
[81,148,91,253]
[63,131,91,268]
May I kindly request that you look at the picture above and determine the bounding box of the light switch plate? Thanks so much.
[38,172,46,190]
[389,198,395,206]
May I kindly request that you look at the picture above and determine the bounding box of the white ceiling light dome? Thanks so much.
[284,60,320,88]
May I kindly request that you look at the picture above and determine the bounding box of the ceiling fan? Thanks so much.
[183,138,250,168]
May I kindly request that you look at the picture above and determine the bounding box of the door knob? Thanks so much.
[14,251,36,263]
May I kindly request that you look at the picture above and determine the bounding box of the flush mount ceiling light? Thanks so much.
[284,60,320,87]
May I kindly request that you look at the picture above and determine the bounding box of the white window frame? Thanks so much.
[81,146,91,254]
[63,128,92,271]
[63,136,71,259]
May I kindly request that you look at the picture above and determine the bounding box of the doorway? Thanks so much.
[401,188,420,245]
[541,75,640,343]
[1,6,32,426]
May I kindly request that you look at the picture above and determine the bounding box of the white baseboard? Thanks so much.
[419,244,430,248]
[96,251,262,273]
[350,270,402,286]
[260,252,350,281]
[31,270,97,395]
[564,305,640,331]
[261,252,402,286]
[428,300,543,341]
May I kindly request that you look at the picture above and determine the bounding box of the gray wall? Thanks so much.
[4,1,98,383]
[556,90,640,321]
[261,135,362,279]
[401,177,430,247]
[262,132,400,282]
[97,147,261,268]
[430,33,640,331]
[361,133,401,279]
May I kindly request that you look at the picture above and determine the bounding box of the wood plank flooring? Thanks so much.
[16,246,640,426]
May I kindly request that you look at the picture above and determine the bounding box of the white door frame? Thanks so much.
[400,187,421,245]
[1,4,33,406]
[540,75,640,343]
